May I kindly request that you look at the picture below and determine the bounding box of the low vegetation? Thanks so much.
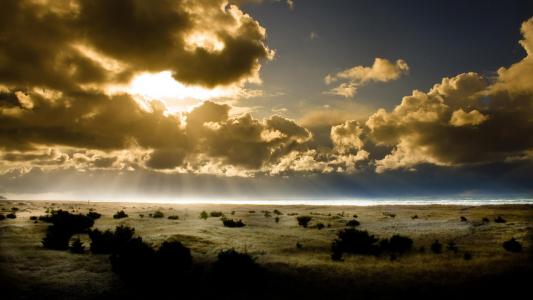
[346,219,360,227]
[502,238,522,252]
[152,211,164,218]
[210,211,224,217]
[296,216,312,228]
[222,218,246,228]
[41,210,95,250]
[113,210,128,219]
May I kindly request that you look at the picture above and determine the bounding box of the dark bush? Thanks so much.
[210,211,223,217]
[88,225,135,254]
[346,219,360,227]
[200,211,208,219]
[411,215,419,219]
[460,216,467,222]
[113,210,128,219]
[110,237,155,281]
[167,215,179,220]
[482,217,490,223]
[30,216,37,220]
[331,228,380,260]
[222,219,245,228]
[42,226,72,250]
[264,211,271,218]
[495,216,506,223]
[383,212,396,218]
[316,223,325,230]
[463,252,472,260]
[152,211,164,218]
[6,213,16,219]
[273,209,283,215]
[447,241,459,253]
[296,242,303,249]
[40,210,94,250]
[353,214,358,218]
[297,216,312,228]
[139,214,144,218]
[503,238,522,252]
[86,212,102,220]
[0,214,5,220]
[155,241,192,273]
[275,216,280,223]
[213,249,259,278]
[11,207,19,212]
[382,235,413,254]
[70,237,85,254]
[431,240,442,254]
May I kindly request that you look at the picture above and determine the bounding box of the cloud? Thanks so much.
[325,58,409,98]
[365,17,533,172]
[0,0,273,91]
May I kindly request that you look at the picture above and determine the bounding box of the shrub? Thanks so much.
[316,223,325,230]
[6,213,16,219]
[383,212,396,218]
[42,226,72,250]
[213,249,259,278]
[0,214,5,220]
[11,207,19,212]
[460,216,467,222]
[70,237,85,254]
[352,214,358,218]
[41,210,95,250]
[495,216,506,223]
[86,212,102,220]
[156,241,192,273]
[210,211,223,217]
[113,210,128,219]
[275,217,280,223]
[331,228,380,260]
[110,237,156,281]
[463,252,472,260]
[88,225,135,254]
[346,219,360,227]
[482,217,490,223]
[296,216,312,228]
[248,210,255,213]
[139,214,144,218]
[382,235,413,254]
[296,242,303,249]
[273,209,283,215]
[503,238,522,252]
[200,211,208,219]
[222,219,245,228]
[167,215,179,220]
[430,240,442,254]
[264,211,271,218]
[152,211,164,218]
[411,215,418,219]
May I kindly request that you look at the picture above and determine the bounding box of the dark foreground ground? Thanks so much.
[1,200,532,299]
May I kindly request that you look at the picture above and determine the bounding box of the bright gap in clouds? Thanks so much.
[127,71,237,112]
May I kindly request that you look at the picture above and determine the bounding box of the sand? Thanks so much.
[1,200,532,299]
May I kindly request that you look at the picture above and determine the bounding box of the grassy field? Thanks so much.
[1,200,532,299]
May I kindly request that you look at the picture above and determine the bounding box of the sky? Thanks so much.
[1,0,533,201]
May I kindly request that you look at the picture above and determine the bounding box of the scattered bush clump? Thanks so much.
[222,219,245,228]
[88,225,135,254]
[411,215,418,219]
[463,252,472,260]
[460,216,467,222]
[502,238,522,252]
[495,216,506,223]
[70,237,85,254]
[380,235,413,254]
[167,215,179,220]
[86,212,102,220]
[155,241,192,274]
[152,211,164,218]
[296,242,303,249]
[296,216,312,228]
[346,219,360,227]
[430,240,443,254]
[331,228,380,260]
[6,213,16,219]
[200,211,208,219]
[273,209,283,215]
[264,211,271,218]
[41,210,95,250]
[0,214,5,220]
[316,223,325,230]
[447,241,459,253]
[213,249,259,279]
[482,217,490,223]
[110,237,155,281]
[210,211,223,217]
[275,217,280,223]
[382,212,396,218]
[113,210,128,219]
[30,216,37,220]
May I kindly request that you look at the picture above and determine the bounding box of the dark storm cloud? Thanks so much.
[0,0,272,90]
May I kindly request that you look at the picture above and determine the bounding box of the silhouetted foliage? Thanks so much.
[110,237,156,281]
[86,212,102,220]
[352,214,358,218]
[30,216,37,220]
[383,212,396,218]
[297,216,312,228]
[316,223,325,230]
[296,242,303,249]
[273,209,283,215]
[155,241,192,273]
[167,215,179,220]
[495,216,506,223]
[0,214,5,220]
[346,219,360,227]
[6,213,16,219]
[482,217,490,223]
[200,211,208,219]
[88,225,135,254]
[70,237,85,254]
[152,211,164,218]
[275,216,280,223]
[460,216,468,222]
[11,207,19,211]
[40,210,94,250]
[331,228,380,260]
[213,249,259,280]
[463,252,472,260]
[411,215,418,219]
[503,238,522,252]
[222,219,245,228]
[381,235,413,254]
[113,210,128,219]
[42,226,72,250]
[431,240,443,254]
[264,211,272,218]
[210,211,223,217]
